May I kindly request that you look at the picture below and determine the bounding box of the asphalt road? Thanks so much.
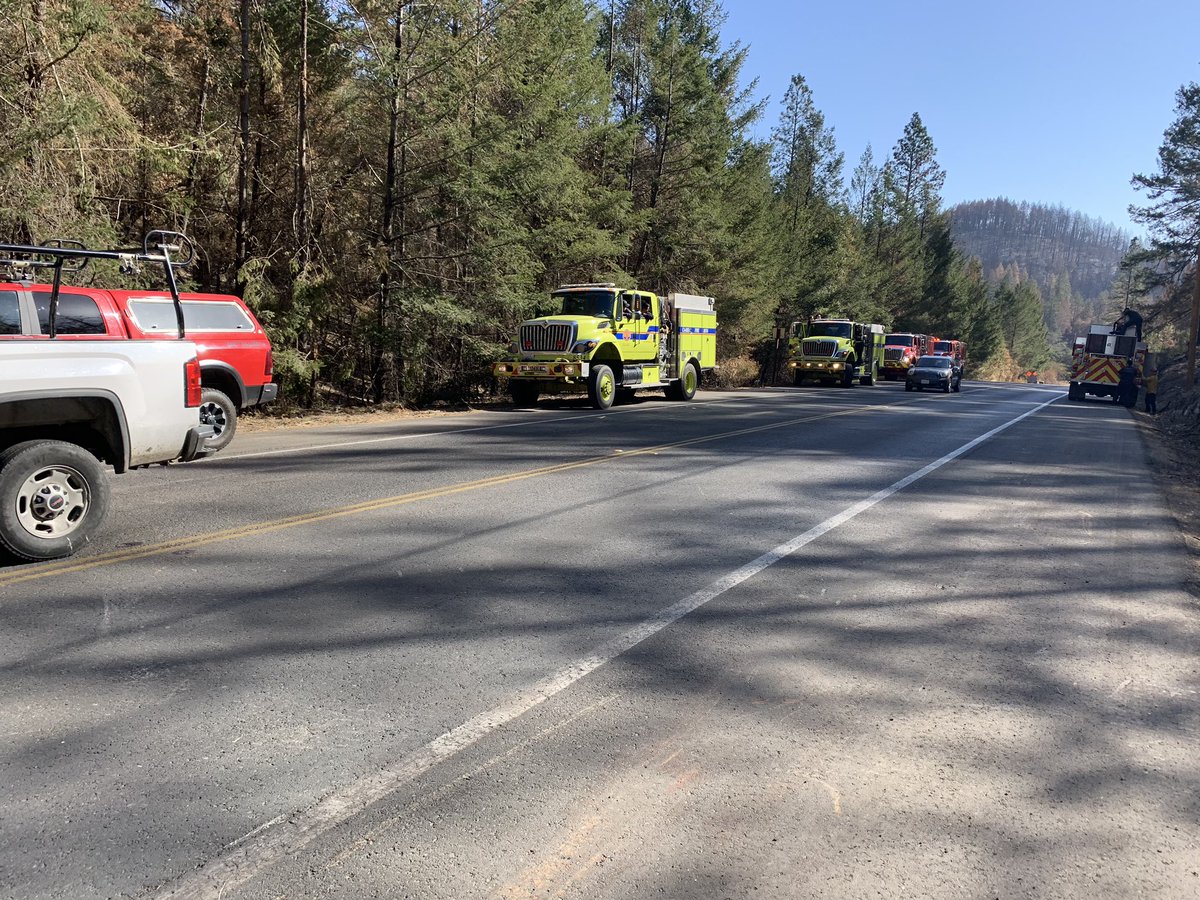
[1,382,1197,899]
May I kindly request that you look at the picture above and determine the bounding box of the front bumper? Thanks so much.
[789,359,847,374]
[493,360,589,380]
[907,375,951,388]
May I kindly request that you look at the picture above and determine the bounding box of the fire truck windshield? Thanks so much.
[933,341,953,353]
[886,334,914,346]
[806,322,852,339]
[554,291,616,318]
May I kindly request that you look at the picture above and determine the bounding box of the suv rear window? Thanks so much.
[0,291,19,334]
[34,292,106,335]
[128,299,254,333]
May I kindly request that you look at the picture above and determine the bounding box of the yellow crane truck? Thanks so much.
[492,283,717,410]
[787,316,886,387]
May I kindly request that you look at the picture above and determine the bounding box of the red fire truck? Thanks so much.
[880,332,930,381]
[931,338,966,368]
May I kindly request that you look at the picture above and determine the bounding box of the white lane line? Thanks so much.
[151,393,1060,900]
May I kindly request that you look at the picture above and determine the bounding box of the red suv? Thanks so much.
[0,283,276,453]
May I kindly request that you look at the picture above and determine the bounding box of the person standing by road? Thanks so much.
[1117,359,1139,408]
[1144,367,1159,414]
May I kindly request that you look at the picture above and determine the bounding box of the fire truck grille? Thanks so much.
[520,322,575,353]
[802,339,838,358]
[884,348,905,362]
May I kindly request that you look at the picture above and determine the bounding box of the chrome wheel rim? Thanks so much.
[199,401,227,438]
[15,465,90,539]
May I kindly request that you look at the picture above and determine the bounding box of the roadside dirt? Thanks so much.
[1135,384,1200,600]
[237,403,496,433]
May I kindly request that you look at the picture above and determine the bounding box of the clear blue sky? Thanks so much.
[723,0,1200,235]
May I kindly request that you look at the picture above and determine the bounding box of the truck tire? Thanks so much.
[840,359,855,388]
[666,362,699,401]
[859,361,876,386]
[792,370,804,387]
[1067,383,1083,401]
[509,381,540,408]
[588,364,616,410]
[199,388,238,453]
[0,440,111,561]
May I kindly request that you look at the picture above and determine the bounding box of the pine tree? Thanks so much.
[769,72,843,321]
[849,144,879,225]
[889,112,944,234]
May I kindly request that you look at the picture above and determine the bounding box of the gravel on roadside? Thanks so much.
[1136,366,1200,600]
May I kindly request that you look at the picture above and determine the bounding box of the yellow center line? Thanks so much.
[0,399,921,589]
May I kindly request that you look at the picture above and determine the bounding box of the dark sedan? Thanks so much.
[905,355,961,393]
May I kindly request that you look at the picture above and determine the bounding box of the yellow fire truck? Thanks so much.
[492,283,717,410]
[787,316,886,387]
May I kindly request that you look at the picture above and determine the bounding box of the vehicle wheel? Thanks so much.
[1067,383,1082,401]
[952,377,962,393]
[588,364,616,410]
[667,362,699,401]
[509,381,540,408]
[840,359,855,388]
[0,440,111,561]
[793,370,804,387]
[199,388,238,453]
[942,378,952,393]
[860,361,876,386]
[905,382,913,392]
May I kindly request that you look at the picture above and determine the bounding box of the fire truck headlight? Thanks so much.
[832,363,843,370]
[507,341,518,354]
[571,340,597,354]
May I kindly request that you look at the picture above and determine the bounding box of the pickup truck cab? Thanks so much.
[0,282,276,453]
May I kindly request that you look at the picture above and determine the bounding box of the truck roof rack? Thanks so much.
[554,282,617,290]
[0,230,196,339]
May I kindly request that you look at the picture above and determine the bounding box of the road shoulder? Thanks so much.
[1133,409,1200,599]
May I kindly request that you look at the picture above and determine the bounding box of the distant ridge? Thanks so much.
[948,198,1130,304]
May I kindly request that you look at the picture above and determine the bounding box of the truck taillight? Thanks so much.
[185,357,202,407]
[265,349,274,378]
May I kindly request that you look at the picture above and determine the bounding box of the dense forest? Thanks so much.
[0,0,1067,404]
[948,200,1130,301]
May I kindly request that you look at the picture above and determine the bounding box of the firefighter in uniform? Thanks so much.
[1144,368,1159,414]
[1117,359,1139,408]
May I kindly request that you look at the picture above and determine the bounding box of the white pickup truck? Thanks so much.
[0,233,210,561]
[0,341,208,560]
